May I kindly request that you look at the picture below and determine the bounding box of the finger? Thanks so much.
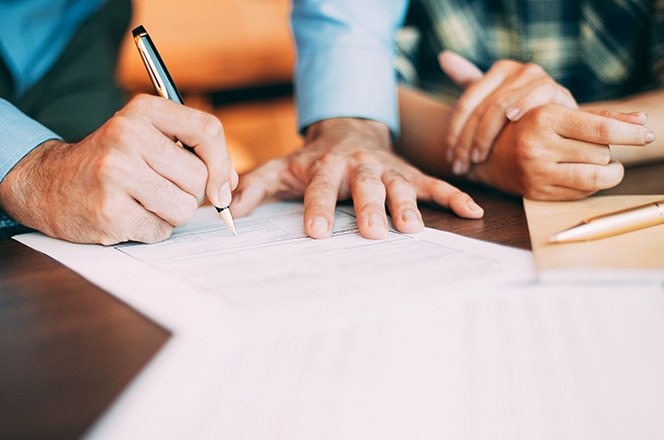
[127,162,199,227]
[140,128,208,204]
[505,82,577,122]
[446,61,517,148]
[416,176,484,219]
[556,108,655,146]
[468,98,513,163]
[553,160,625,192]
[525,185,596,201]
[349,159,389,239]
[303,154,345,238]
[438,51,483,89]
[231,168,239,190]
[230,159,289,217]
[586,110,648,126]
[555,139,612,165]
[382,170,424,234]
[470,81,577,162]
[450,111,481,174]
[125,95,234,209]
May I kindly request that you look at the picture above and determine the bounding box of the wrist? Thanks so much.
[0,139,65,216]
[305,118,392,151]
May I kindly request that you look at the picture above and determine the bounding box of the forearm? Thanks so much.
[394,86,455,176]
[581,89,664,165]
[292,0,408,136]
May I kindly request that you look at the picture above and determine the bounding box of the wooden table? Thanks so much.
[1,161,662,439]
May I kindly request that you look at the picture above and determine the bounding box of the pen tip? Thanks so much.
[217,206,238,236]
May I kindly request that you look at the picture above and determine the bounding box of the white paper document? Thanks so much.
[15,202,534,330]
[13,202,664,439]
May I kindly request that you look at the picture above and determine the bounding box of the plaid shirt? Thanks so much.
[397,0,664,103]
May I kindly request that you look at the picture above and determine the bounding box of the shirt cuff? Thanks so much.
[295,45,400,138]
[0,99,61,183]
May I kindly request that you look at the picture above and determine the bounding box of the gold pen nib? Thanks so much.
[217,207,237,236]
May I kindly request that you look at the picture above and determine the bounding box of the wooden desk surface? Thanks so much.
[1,161,662,439]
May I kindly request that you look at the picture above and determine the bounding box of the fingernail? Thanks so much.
[402,210,418,223]
[452,159,464,175]
[646,130,656,144]
[467,199,484,216]
[311,216,328,236]
[231,169,239,188]
[369,213,385,229]
[470,148,482,163]
[506,107,521,121]
[218,183,232,207]
[446,148,454,164]
[629,111,648,123]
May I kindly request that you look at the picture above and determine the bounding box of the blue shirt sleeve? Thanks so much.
[0,99,61,183]
[291,0,409,137]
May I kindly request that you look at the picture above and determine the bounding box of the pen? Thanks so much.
[131,25,237,236]
[549,199,664,243]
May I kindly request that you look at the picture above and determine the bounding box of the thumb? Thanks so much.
[438,50,483,89]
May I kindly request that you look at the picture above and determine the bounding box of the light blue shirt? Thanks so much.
[291,0,409,137]
[0,0,105,184]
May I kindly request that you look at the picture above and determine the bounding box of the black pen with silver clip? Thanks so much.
[131,25,237,235]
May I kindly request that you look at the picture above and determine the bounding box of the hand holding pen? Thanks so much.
[132,25,238,234]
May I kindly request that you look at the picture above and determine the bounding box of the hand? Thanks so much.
[469,105,655,199]
[231,118,484,239]
[0,94,238,244]
[439,52,578,174]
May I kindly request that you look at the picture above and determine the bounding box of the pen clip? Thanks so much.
[136,38,170,100]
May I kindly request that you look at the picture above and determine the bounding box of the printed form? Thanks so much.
[16,202,534,328]
[115,203,531,309]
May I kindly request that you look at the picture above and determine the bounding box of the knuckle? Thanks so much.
[596,120,614,140]
[141,220,172,243]
[94,153,124,187]
[494,59,518,71]
[576,167,600,189]
[515,135,538,160]
[354,170,379,186]
[94,196,119,235]
[125,93,153,112]
[491,95,512,111]
[103,115,132,144]
[454,99,473,114]
[524,63,545,77]
[538,82,557,99]
[527,105,554,127]
[316,152,343,167]
[200,114,224,139]
[350,151,379,167]
[588,167,601,188]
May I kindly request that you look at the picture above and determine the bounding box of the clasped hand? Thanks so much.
[440,52,655,198]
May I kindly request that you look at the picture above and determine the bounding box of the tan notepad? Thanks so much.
[524,195,664,280]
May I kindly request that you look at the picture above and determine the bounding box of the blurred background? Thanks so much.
[116,0,303,174]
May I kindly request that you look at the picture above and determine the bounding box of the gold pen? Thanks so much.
[549,199,664,243]
[131,25,237,236]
